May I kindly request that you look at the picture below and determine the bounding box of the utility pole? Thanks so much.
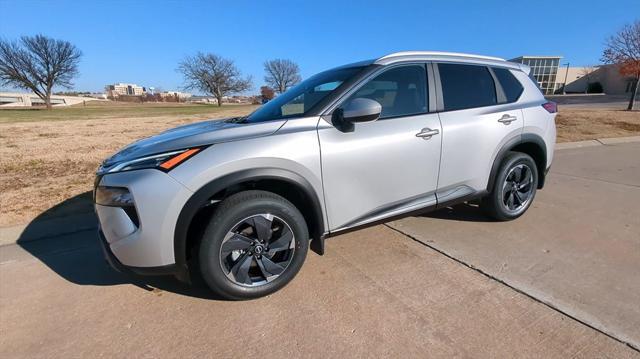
[562,62,570,95]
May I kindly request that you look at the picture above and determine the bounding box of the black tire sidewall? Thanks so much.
[199,191,309,300]
[489,152,539,220]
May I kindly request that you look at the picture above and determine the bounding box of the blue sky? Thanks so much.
[1,0,637,93]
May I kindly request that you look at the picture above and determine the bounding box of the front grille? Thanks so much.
[122,206,140,228]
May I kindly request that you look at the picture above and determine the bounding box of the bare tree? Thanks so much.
[602,20,640,110]
[178,53,252,107]
[264,59,301,94]
[0,34,82,109]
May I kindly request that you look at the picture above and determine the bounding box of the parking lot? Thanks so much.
[1,142,639,358]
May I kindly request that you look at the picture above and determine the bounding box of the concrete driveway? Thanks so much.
[389,142,640,349]
[1,142,639,358]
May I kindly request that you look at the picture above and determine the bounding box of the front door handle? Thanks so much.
[416,128,439,139]
[498,114,518,125]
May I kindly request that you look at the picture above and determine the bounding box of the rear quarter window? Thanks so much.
[493,67,524,103]
[438,63,497,111]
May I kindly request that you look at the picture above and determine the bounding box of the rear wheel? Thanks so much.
[199,190,309,300]
[483,152,538,221]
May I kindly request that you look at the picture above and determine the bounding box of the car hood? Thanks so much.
[102,118,286,167]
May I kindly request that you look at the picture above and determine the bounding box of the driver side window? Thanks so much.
[345,64,428,119]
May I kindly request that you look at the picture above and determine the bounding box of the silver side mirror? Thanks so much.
[343,98,382,123]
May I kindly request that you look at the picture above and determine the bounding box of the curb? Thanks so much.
[556,136,640,150]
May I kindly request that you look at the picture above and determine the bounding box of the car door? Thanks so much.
[435,63,525,202]
[318,63,442,231]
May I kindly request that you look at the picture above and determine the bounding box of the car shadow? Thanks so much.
[417,202,497,223]
[16,191,223,300]
[16,192,492,299]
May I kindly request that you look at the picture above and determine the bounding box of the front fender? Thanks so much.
[173,168,326,278]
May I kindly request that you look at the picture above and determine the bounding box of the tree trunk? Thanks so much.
[216,95,223,107]
[628,78,639,111]
[45,93,52,110]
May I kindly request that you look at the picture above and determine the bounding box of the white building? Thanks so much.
[105,83,146,97]
[556,64,638,95]
[159,91,192,99]
[0,92,107,107]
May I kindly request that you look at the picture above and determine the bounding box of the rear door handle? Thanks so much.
[416,128,439,139]
[498,114,518,125]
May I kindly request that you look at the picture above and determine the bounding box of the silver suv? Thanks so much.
[95,51,557,299]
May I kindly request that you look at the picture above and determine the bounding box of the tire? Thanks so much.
[482,152,539,221]
[199,190,309,300]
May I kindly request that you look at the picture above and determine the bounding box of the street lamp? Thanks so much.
[562,62,570,95]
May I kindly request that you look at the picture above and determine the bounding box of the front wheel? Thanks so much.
[199,190,309,300]
[482,152,539,221]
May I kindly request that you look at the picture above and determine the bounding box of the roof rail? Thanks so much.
[377,51,506,62]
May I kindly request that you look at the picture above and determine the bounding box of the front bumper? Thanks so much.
[94,169,193,281]
[98,228,182,278]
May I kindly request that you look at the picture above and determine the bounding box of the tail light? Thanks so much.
[542,102,557,113]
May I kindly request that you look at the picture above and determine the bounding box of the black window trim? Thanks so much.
[434,61,504,113]
[488,67,507,104]
[490,66,525,104]
[323,62,435,121]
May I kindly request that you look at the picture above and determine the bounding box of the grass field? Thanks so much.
[0,102,258,226]
[0,102,638,227]
[0,101,256,123]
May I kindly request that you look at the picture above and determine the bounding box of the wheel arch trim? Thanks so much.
[173,168,326,279]
[487,133,548,192]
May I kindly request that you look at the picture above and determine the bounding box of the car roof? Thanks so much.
[374,51,525,71]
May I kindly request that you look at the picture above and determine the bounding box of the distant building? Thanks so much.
[510,56,562,95]
[88,93,108,100]
[187,95,254,105]
[159,91,191,100]
[556,64,637,95]
[0,92,107,107]
[105,83,146,97]
[188,96,218,105]
[223,95,252,104]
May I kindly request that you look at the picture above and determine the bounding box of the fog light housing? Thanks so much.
[95,186,140,227]
[95,186,134,207]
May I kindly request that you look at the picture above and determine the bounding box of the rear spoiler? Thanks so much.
[517,63,531,75]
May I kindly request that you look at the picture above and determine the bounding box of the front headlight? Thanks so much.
[102,147,203,174]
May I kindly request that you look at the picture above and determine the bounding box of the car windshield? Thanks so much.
[244,66,366,123]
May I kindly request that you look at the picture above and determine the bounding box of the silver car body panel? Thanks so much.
[96,51,556,270]
[436,102,525,196]
[318,111,441,230]
[96,169,193,267]
[101,119,286,169]
[511,69,557,168]
[168,116,328,227]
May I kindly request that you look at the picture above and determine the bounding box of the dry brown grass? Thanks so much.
[0,105,638,227]
[555,108,640,142]
[0,106,256,226]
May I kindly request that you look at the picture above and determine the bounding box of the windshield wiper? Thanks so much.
[225,116,249,124]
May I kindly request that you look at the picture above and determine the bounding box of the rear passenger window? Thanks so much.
[346,65,427,119]
[493,67,524,103]
[438,63,496,111]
